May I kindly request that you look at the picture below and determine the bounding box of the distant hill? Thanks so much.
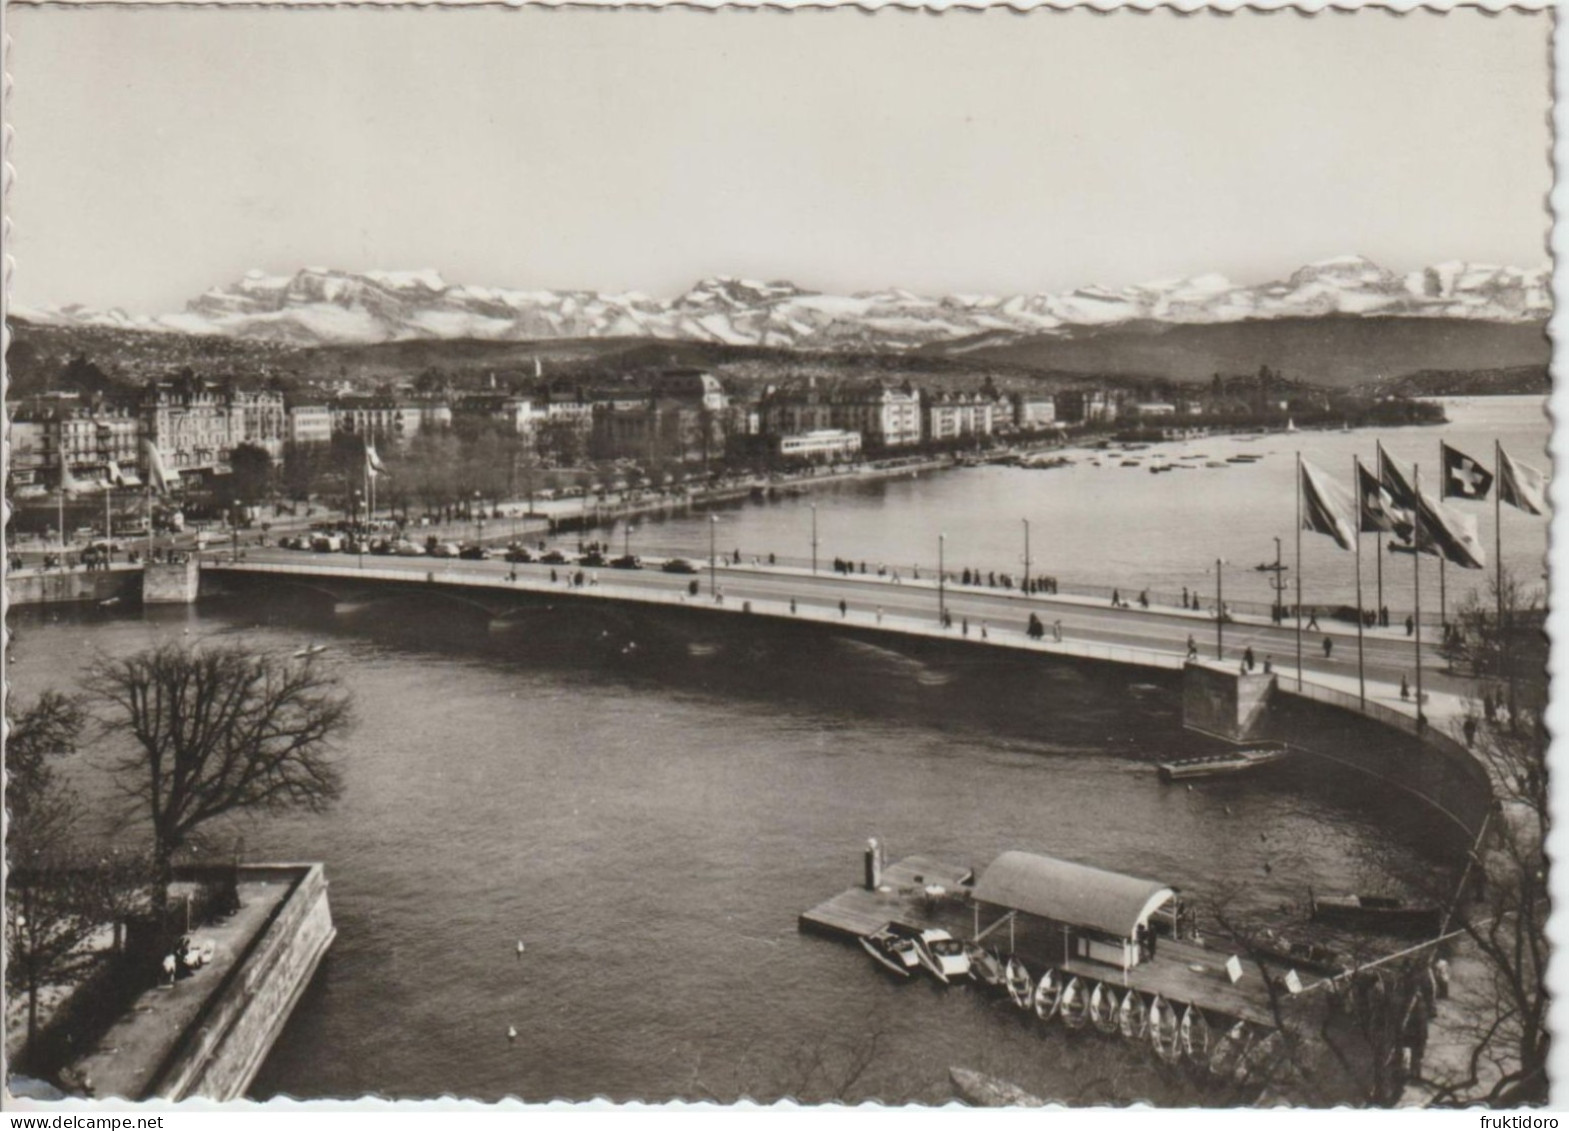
[925,315,1551,388]
[1360,365,1550,399]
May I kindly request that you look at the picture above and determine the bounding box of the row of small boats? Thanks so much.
[859,924,1282,1085]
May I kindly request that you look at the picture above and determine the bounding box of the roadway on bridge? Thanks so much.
[229,546,1474,704]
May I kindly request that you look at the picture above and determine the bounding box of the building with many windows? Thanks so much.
[777,429,863,462]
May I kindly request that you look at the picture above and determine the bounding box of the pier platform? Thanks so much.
[798,855,974,940]
[801,854,1298,1029]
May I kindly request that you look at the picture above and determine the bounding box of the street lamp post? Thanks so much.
[1022,518,1031,590]
[624,521,635,559]
[810,503,818,576]
[1265,536,1289,623]
[473,491,483,544]
[938,533,947,624]
[1214,557,1226,661]
[709,514,719,597]
[232,499,241,562]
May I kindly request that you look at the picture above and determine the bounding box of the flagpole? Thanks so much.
[1374,441,1385,622]
[1495,439,1504,631]
[1295,451,1303,690]
[1437,440,1446,628]
[1353,454,1365,708]
[1413,463,1424,732]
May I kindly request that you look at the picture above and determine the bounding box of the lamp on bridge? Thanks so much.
[1022,518,1031,590]
[810,503,818,576]
[709,514,719,597]
[938,532,947,625]
[1208,557,1229,661]
[624,521,636,560]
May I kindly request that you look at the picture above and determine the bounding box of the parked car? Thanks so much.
[504,546,536,564]
[430,543,461,559]
[393,541,427,557]
[610,554,642,570]
[661,557,699,574]
[312,534,344,553]
[579,550,608,567]
[540,549,573,565]
[459,544,491,561]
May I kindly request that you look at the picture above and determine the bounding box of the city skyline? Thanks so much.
[6,7,1552,314]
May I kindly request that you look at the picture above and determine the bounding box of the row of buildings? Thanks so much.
[9,367,1183,493]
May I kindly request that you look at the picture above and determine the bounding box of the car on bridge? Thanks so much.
[610,554,642,570]
[393,541,427,557]
[661,557,699,574]
[539,548,574,565]
[430,542,462,559]
[579,550,608,567]
[459,544,492,561]
[504,545,536,564]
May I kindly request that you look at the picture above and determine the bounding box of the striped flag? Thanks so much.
[1300,459,1357,551]
[1498,447,1547,516]
[1415,490,1486,569]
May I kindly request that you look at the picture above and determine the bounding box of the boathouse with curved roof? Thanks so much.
[971,851,1178,972]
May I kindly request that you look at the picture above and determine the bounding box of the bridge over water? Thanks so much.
[198,550,1494,842]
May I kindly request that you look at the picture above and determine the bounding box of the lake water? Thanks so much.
[629,396,1550,617]
[11,581,1469,1103]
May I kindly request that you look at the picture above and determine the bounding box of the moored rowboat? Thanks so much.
[1005,957,1034,1010]
[1059,976,1089,1030]
[1149,996,1181,1064]
[1089,982,1120,1034]
[1209,1021,1252,1079]
[1033,969,1062,1022]
[1180,1005,1211,1065]
[1118,990,1148,1040]
[965,943,1005,989]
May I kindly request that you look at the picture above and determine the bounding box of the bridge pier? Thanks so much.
[142,559,200,605]
[1181,660,1275,743]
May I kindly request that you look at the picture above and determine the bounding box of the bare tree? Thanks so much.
[6,692,95,1051]
[86,643,354,890]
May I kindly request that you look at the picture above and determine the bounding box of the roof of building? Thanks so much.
[972,851,1174,938]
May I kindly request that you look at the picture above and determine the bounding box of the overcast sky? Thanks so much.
[5,7,1552,312]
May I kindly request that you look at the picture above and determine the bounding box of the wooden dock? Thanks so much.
[798,855,975,939]
[801,854,1302,1029]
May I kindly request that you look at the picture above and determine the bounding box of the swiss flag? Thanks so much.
[1441,442,1493,501]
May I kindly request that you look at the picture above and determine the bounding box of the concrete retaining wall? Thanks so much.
[6,566,141,608]
[151,864,335,1101]
[142,560,200,605]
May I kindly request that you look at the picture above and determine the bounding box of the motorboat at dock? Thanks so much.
[1308,892,1444,937]
[859,924,921,978]
[1156,742,1291,782]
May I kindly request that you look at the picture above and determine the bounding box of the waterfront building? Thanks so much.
[141,376,286,478]
[1131,402,1178,418]
[1056,389,1119,425]
[287,405,333,445]
[330,395,425,445]
[588,370,732,464]
[1011,393,1057,431]
[831,383,922,449]
[777,428,863,463]
[921,390,1001,443]
[8,395,143,491]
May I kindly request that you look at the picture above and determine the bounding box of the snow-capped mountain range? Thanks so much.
[11,256,1550,352]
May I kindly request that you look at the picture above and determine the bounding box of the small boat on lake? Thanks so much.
[292,643,329,659]
[949,1067,1046,1108]
[1149,996,1181,1063]
[1089,982,1120,1034]
[1157,742,1290,782]
[1005,957,1034,1009]
[898,925,970,983]
[1180,1005,1211,1064]
[1309,892,1444,936]
[860,925,920,978]
[965,943,1005,989]
[1209,1021,1252,1079]
[1059,976,1089,1030]
[1033,968,1062,1021]
[1118,990,1147,1040]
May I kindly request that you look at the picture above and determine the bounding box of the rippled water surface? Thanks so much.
[11,590,1464,1103]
